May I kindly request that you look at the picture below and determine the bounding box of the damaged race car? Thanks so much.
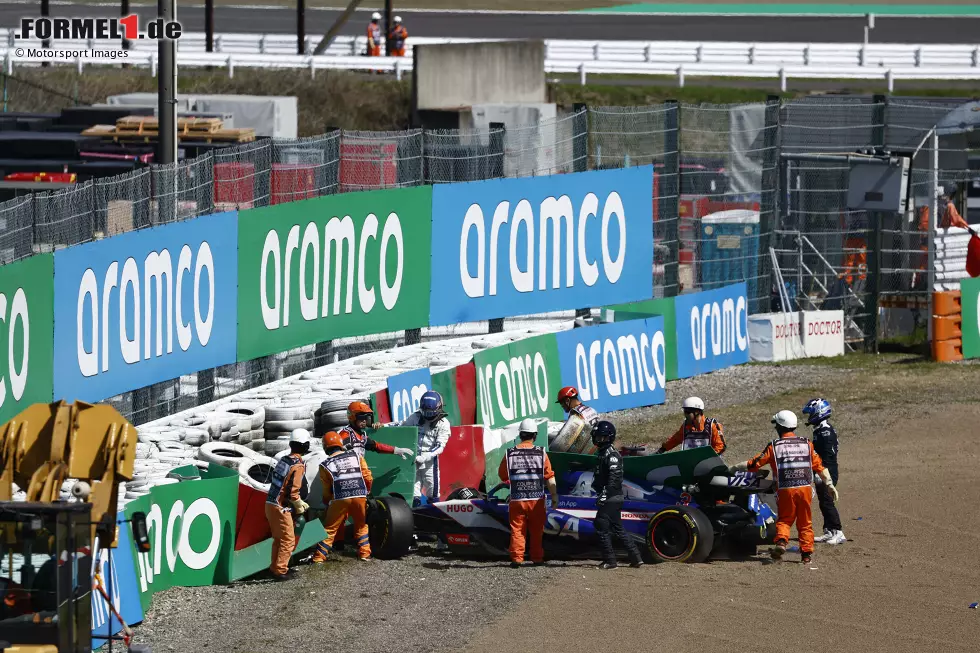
[412,446,777,563]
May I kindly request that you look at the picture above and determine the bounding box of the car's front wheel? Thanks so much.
[367,496,415,559]
[645,505,715,563]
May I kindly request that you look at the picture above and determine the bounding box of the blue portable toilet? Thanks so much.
[699,209,761,300]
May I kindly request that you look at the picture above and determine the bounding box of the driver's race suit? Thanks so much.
[391,411,451,502]
[592,445,643,566]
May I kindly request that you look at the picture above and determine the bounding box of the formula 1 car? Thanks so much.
[412,447,777,563]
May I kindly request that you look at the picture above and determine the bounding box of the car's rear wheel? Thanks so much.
[646,505,715,563]
[367,496,414,559]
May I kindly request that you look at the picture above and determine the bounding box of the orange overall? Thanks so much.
[264,453,307,576]
[366,22,382,56]
[312,450,374,561]
[914,202,970,284]
[389,24,408,56]
[662,415,727,454]
[747,433,826,555]
[498,441,555,564]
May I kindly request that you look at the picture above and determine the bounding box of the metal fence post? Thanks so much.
[760,95,781,313]
[572,103,588,173]
[488,120,506,335]
[864,94,887,352]
[663,100,680,297]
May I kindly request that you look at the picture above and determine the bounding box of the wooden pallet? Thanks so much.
[81,124,256,143]
[116,115,224,135]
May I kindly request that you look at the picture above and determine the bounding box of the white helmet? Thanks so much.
[290,428,312,445]
[371,11,381,20]
[394,15,402,22]
[771,410,798,430]
[518,418,537,438]
[682,396,704,411]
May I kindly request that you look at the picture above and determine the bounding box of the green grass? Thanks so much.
[5,67,979,136]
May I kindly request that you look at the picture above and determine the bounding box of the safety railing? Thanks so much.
[5,49,980,91]
[4,29,979,69]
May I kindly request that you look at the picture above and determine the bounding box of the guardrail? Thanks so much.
[5,29,979,67]
[5,48,980,90]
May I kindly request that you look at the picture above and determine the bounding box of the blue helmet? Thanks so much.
[802,398,832,426]
[419,391,444,420]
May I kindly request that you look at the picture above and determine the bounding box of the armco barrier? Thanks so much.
[236,186,433,360]
[960,278,980,360]
[0,254,54,424]
[429,166,654,326]
[673,282,750,378]
[474,333,565,430]
[555,316,667,413]
[387,367,433,423]
[602,297,678,381]
[53,211,239,404]
[124,463,238,610]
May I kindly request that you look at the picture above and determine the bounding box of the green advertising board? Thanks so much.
[124,464,238,610]
[962,277,980,359]
[473,334,564,430]
[0,255,53,424]
[364,426,417,498]
[603,296,677,380]
[548,446,727,490]
[236,187,433,360]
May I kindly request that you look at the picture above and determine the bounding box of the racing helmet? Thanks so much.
[518,418,537,440]
[802,398,832,426]
[555,386,579,405]
[347,400,374,426]
[771,410,798,430]
[371,11,381,20]
[682,396,705,413]
[394,15,402,23]
[322,431,344,451]
[591,420,617,448]
[419,391,444,421]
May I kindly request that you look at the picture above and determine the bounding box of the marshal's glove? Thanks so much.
[393,446,413,460]
[290,498,310,515]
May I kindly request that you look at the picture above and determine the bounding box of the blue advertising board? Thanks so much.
[387,367,433,423]
[53,211,239,402]
[555,317,667,414]
[673,282,750,379]
[91,522,144,649]
[429,166,655,326]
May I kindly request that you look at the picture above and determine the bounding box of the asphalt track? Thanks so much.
[2,3,979,44]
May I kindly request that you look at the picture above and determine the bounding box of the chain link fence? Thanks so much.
[0,99,974,420]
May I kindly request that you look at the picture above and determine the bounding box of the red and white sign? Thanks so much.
[748,310,844,362]
[446,534,471,546]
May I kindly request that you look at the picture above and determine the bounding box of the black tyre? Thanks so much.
[646,505,715,563]
[368,496,414,559]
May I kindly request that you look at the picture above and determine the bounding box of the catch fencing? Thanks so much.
[0,96,973,421]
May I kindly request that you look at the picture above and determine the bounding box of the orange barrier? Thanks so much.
[932,291,964,362]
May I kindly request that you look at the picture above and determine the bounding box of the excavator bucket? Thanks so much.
[0,401,137,544]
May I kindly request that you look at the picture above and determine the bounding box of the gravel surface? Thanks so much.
[463,358,980,653]
[130,355,977,653]
[133,544,563,653]
[610,362,857,442]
